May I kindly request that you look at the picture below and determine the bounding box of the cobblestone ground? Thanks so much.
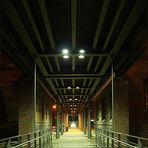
[52,128,96,148]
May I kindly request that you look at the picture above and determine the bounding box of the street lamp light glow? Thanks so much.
[79,49,85,53]
[79,55,84,59]
[62,49,69,54]
[63,55,69,59]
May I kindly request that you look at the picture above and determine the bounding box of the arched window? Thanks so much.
[144,78,148,110]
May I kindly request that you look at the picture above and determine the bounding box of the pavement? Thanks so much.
[52,128,96,148]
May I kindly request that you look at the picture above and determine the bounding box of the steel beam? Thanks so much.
[22,0,45,51]
[92,0,110,49]
[87,57,93,72]
[71,0,77,49]
[38,0,55,49]
[44,74,103,77]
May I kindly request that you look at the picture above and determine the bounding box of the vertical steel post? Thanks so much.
[34,58,37,131]
[56,101,60,139]
[83,108,86,134]
[88,97,91,138]
[61,112,63,135]
[111,60,114,131]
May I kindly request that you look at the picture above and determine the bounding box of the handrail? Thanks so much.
[12,132,50,148]
[0,128,52,142]
[0,128,52,148]
[95,127,148,148]
[97,128,148,141]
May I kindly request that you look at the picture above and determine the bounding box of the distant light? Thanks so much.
[74,105,77,106]
[63,55,69,59]
[68,86,71,89]
[79,55,84,59]
[53,105,56,109]
[62,49,69,54]
[76,86,80,89]
[79,49,85,54]
[70,105,72,106]
[91,119,94,122]
[71,122,76,127]
[75,99,78,101]
[69,99,72,101]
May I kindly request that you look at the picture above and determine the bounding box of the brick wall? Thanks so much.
[125,54,148,138]
[114,78,129,134]
[36,83,52,130]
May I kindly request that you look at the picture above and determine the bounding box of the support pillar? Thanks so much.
[83,108,86,134]
[79,112,83,130]
[88,98,91,138]
[65,112,68,132]
[61,112,64,135]
[56,101,60,139]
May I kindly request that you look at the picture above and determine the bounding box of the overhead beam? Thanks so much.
[46,79,58,95]
[2,0,37,54]
[22,0,45,51]
[54,57,60,72]
[38,0,55,49]
[89,0,145,97]
[87,57,93,72]
[94,57,102,72]
[103,0,125,50]
[61,79,66,94]
[72,79,75,94]
[44,74,104,77]
[56,87,91,89]
[71,0,77,49]
[72,56,76,71]
[59,95,88,97]
[92,0,110,49]
[38,53,110,57]
[46,57,53,72]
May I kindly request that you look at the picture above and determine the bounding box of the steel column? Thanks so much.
[111,62,114,131]
[88,98,91,138]
[56,101,60,139]
[34,58,37,131]
[83,108,86,134]
[61,112,64,135]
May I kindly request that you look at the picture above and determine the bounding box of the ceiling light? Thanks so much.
[63,55,69,59]
[75,99,78,101]
[67,86,71,89]
[62,49,69,54]
[76,86,79,89]
[69,99,72,101]
[79,55,84,59]
[79,49,85,53]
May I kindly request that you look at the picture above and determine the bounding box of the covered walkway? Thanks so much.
[0,0,148,147]
[52,128,95,148]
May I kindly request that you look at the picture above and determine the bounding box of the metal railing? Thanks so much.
[0,129,52,148]
[96,128,148,148]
